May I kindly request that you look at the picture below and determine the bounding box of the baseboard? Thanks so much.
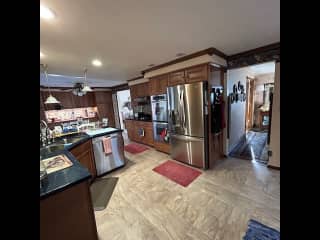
[267,165,280,170]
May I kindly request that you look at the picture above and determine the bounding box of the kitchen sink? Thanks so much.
[55,135,87,145]
[40,144,66,155]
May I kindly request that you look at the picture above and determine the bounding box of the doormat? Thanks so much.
[90,177,118,211]
[152,160,202,187]
[124,143,149,154]
[243,219,280,240]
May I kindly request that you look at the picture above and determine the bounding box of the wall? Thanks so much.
[268,62,280,168]
[227,67,254,153]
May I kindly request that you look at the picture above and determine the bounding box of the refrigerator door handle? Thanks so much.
[182,89,186,129]
[179,89,186,129]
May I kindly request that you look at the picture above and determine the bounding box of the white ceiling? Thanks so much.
[40,0,280,87]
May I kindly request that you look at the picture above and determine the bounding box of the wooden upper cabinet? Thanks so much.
[94,91,112,105]
[149,78,158,96]
[168,70,185,86]
[130,82,150,99]
[185,64,208,83]
[159,75,169,93]
[149,74,168,95]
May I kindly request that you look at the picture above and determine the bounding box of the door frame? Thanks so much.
[245,76,255,131]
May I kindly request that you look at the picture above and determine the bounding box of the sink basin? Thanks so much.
[40,144,66,155]
[56,135,87,145]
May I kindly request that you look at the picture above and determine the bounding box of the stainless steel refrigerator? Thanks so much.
[167,81,208,169]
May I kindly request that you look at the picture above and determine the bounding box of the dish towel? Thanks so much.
[102,137,112,154]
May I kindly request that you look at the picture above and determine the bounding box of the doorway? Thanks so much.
[227,61,275,165]
[115,90,132,142]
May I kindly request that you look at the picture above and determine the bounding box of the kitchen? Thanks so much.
[40,1,280,240]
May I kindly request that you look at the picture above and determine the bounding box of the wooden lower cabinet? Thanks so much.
[124,120,154,146]
[154,141,170,154]
[40,180,98,240]
[70,140,96,179]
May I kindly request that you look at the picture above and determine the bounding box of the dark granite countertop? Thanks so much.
[40,127,123,199]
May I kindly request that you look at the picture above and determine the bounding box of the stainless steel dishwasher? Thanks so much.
[92,132,126,176]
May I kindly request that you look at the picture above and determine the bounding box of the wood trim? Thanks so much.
[228,42,280,60]
[227,42,280,69]
[111,83,129,92]
[268,165,280,170]
[126,76,144,82]
[141,47,227,74]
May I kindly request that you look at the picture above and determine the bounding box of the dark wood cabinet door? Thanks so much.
[169,70,185,86]
[134,121,154,146]
[150,75,168,95]
[185,64,208,83]
[94,91,112,105]
[77,149,96,178]
[129,85,137,99]
[149,78,158,96]
[96,103,115,127]
[70,140,96,179]
[130,82,149,98]
[86,92,96,107]
[158,75,169,94]
[58,92,74,109]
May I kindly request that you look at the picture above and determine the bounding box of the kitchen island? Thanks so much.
[40,127,123,240]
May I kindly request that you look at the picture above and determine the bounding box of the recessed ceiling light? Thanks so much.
[92,59,102,67]
[176,53,186,57]
[40,5,56,20]
[40,51,44,58]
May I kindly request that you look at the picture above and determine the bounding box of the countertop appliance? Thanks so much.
[167,81,208,169]
[91,131,125,176]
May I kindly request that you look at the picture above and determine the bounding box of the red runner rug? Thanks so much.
[124,143,149,154]
[152,160,202,187]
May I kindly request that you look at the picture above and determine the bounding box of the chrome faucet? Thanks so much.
[40,120,51,146]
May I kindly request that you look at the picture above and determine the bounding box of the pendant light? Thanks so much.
[82,68,93,92]
[42,64,60,104]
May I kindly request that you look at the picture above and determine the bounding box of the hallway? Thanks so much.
[229,130,269,164]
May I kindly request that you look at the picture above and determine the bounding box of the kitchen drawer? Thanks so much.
[154,141,170,154]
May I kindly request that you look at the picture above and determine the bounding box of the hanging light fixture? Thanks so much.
[82,68,93,92]
[42,64,60,104]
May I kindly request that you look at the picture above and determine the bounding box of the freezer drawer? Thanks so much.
[170,134,205,168]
